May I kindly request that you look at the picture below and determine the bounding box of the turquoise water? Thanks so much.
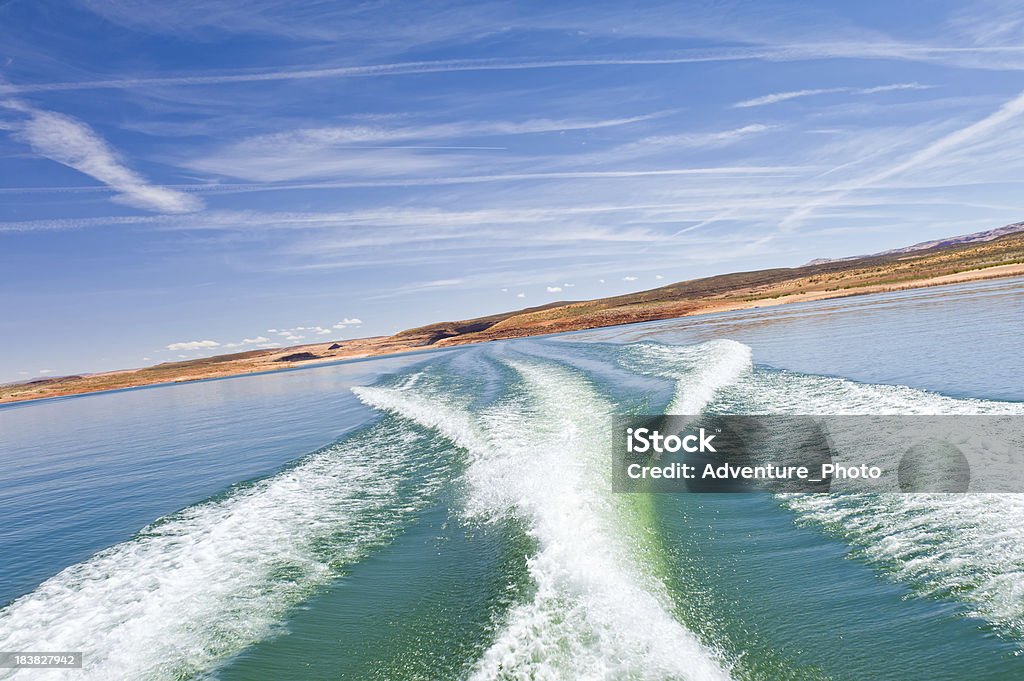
[1,277,1022,680]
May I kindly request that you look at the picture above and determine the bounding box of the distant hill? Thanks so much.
[3,223,1023,404]
[806,220,1024,265]
[402,227,1024,348]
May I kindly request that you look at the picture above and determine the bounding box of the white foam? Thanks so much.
[619,340,752,415]
[353,383,484,456]
[787,492,1024,636]
[723,367,1024,640]
[723,368,1024,416]
[0,426,443,680]
[612,341,1024,642]
[360,359,732,681]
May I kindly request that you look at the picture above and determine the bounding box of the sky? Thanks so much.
[2,0,1024,381]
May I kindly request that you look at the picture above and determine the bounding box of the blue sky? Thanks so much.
[2,1,1024,381]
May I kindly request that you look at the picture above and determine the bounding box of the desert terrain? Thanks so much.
[3,225,1022,405]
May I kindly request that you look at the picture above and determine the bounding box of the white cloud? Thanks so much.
[734,83,930,108]
[735,88,847,108]
[166,340,220,351]
[339,318,363,325]
[39,369,54,374]
[0,168,801,220]
[7,41,1021,96]
[655,274,664,279]
[217,114,659,152]
[546,286,563,292]
[0,55,775,95]
[222,335,272,348]
[622,276,638,281]
[783,86,1024,229]
[633,124,773,150]
[0,99,202,213]
[516,292,526,298]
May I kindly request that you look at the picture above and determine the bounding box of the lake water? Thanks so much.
[1,277,1022,680]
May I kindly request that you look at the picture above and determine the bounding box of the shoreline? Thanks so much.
[3,263,1022,407]
[648,262,1024,318]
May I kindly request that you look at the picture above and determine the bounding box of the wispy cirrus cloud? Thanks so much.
[3,42,1024,96]
[0,53,778,94]
[947,1,1024,45]
[642,123,774,146]
[735,87,849,108]
[226,114,663,148]
[0,198,803,235]
[589,123,775,164]
[0,165,803,201]
[782,86,1024,229]
[0,166,803,220]
[185,114,663,182]
[735,83,931,108]
[0,98,202,213]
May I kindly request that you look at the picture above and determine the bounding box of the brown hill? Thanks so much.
[393,301,572,346]
[420,228,1024,346]
[3,226,1023,404]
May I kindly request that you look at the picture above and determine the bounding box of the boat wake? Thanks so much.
[0,418,451,680]
[4,336,1024,679]
[520,338,1024,647]
[356,350,736,681]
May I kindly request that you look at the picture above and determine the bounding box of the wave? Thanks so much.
[356,355,732,681]
[616,340,752,415]
[668,357,1024,641]
[0,420,450,680]
[747,372,1024,639]
[785,492,1024,637]
[720,368,1024,417]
